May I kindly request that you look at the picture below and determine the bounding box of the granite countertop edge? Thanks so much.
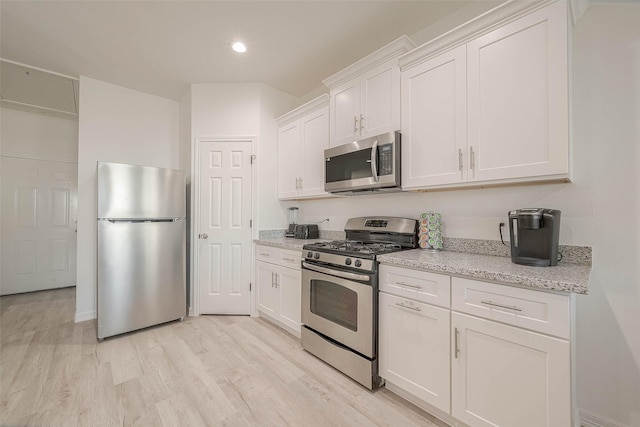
[377,250,590,295]
[254,238,591,295]
[254,238,325,251]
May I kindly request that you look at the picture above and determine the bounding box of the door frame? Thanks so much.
[191,136,257,317]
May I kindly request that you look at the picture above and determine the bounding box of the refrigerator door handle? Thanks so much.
[101,218,183,223]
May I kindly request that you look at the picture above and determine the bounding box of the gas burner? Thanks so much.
[304,239,407,256]
[359,243,403,254]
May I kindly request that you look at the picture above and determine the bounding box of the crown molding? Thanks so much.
[275,93,329,126]
[399,0,557,72]
[322,35,416,90]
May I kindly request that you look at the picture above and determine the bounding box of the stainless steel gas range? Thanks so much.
[300,216,418,389]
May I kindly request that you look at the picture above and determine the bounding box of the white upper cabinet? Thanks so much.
[276,95,329,200]
[400,1,570,190]
[401,45,468,188]
[301,107,329,196]
[277,121,303,199]
[324,36,415,147]
[467,1,569,182]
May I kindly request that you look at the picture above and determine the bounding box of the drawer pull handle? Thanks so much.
[454,328,460,359]
[260,253,270,257]
[395,281,422,290]
[282,257,296,262]
[395,302,421,312]
[480,300,523,312]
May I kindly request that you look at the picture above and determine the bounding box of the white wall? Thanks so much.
[189,83,295,231]
[184,82,295,308]
[179,88,192,179]
[1,106,79,295]
[188,82,295,230]
[1,107,78,162]
[295,4,640,426]
[75,76,179,321]
[572,4,640,426]
[258,85,298,230]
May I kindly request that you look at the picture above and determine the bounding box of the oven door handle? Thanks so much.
[302,262,371,283]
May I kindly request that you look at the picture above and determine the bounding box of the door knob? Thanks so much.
[199,233,208,239]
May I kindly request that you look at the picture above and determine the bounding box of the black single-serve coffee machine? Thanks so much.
[508,208,561,267]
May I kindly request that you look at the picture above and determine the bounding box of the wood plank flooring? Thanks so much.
[1,287,444,426]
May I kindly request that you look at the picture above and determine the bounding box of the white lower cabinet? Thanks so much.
[379,292,450,413]
[451,312,571,427]
[379,264,575,427]
[255,245,301,337]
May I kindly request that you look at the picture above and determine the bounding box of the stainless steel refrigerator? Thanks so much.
[97,161,186,340]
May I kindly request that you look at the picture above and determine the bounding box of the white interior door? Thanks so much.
[1,157,78,295]
[197,139,253,314]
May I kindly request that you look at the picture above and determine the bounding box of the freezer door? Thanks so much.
[97,219,186,339]
[97,162,185,219]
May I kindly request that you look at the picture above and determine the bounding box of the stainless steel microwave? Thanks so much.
[324,131,401,195]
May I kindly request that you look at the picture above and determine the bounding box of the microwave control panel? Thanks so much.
[379,144,393,175]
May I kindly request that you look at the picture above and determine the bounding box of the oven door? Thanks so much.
[301,263,375,358]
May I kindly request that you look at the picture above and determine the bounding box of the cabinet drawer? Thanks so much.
[255,245,301,270]
[380,264,451,308]
[451,277,570,338]
[256,245,278,263]
[277,249,302,270]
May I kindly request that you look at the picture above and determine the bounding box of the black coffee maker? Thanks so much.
[508,208,561,267]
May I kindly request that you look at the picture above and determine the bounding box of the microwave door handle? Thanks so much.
[370,139,379,182]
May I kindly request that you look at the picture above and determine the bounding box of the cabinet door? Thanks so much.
[330,82,359,147]
[301,106,329,197]
[277,122,302,199]
[467,1,569,182]
[379,292,450,413]
[451,312,571,427]
[277,267,301,333]
[401,45,467,188]
[360,63,399,139]
[256,261,278,317]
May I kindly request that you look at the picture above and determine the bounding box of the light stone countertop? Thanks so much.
[378,249,590,294]
[254,238,591,294]
[254,238,328,251]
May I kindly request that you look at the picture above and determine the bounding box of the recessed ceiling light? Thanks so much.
[232,42,247,53]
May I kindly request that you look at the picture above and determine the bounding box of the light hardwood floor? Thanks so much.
[1,287,444,427]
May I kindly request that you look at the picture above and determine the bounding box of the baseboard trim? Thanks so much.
[75,310,96,323]
[580,409,629,427]
[188,307,195,317]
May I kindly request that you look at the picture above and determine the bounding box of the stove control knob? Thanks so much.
[345,258,352,266]
[307,251,313,258]
[313,252,320,260]
[354,260,362,267]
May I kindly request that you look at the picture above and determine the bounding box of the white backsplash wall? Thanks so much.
[299,180,591,246]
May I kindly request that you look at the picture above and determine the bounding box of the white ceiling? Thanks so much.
[1,1,499,101]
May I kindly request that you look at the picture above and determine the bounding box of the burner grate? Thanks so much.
[305,240,406,255]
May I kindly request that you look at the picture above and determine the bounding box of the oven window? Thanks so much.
[310,279,358,331]
[325,149,373,183]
